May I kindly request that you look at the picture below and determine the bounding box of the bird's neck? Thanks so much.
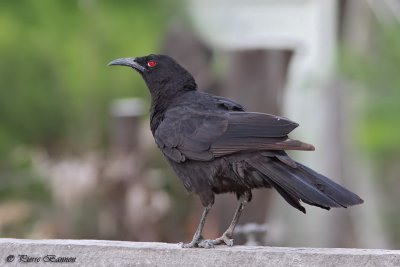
[149,95,169,135]
[149,80,197,135]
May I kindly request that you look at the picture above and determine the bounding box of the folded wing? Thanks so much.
[155,107,314,162]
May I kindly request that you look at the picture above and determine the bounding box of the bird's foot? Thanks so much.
[180,233,234,249]
[199,233,234,248]
[211,233,234,246]
[180,241,198,248]
[180,236,212,248]
[198,239,215,249]
[180,239,215,249]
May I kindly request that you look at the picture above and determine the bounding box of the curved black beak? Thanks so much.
[108,57,146,73]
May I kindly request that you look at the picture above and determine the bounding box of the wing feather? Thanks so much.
[155,107,314,162]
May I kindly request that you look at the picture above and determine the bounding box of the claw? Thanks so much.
[180,233,234,249]
[180,241,199,248]
[225,238,234,247]
[212,234,234,246]
[198,239,215,249]
[180,236,208,248]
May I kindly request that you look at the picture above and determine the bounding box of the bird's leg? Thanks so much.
[181,204,212,248]
[210,192,250,247]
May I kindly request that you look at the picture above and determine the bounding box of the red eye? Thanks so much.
[147,60,157,68]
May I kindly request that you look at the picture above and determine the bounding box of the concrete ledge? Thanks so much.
[0,239,399,267]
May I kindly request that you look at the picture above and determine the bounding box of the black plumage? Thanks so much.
[108,54,363,248]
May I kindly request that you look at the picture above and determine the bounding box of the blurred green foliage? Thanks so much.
[341,23,400,247]
[341,25,400,160]
[0,0,176,237]
[0,0,171,160]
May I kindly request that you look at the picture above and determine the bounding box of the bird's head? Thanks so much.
[108,54,197,98]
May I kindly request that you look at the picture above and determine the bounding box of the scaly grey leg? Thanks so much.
[208,192,250,247]
[181,204,212,248]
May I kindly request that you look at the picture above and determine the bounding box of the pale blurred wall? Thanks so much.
[184,0,387,248]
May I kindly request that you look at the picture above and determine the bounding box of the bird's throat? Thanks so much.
[147,77,197,135]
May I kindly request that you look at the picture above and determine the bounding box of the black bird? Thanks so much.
[108,54,363,248]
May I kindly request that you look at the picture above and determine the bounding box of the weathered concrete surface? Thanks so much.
[0,239,399,267]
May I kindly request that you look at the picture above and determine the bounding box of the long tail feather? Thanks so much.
[246,155,364,213]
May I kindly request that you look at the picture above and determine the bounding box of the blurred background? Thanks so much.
[0,0,399,249]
